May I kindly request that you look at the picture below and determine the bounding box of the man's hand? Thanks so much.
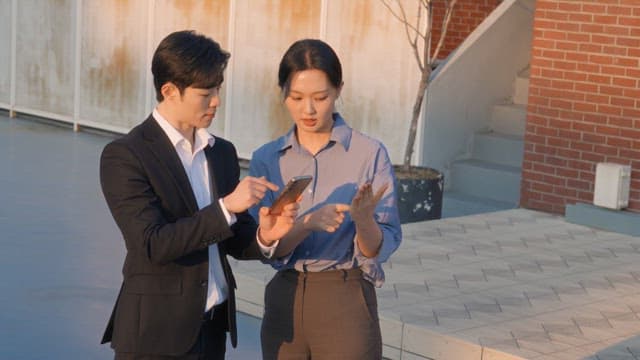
[258,202,300,246]
[350,183,388,224]
[302,203,351,233]
[223,176,278,214]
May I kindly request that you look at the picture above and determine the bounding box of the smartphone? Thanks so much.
[269,175,313,215]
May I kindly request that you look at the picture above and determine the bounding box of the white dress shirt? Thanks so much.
[153,109,233,311]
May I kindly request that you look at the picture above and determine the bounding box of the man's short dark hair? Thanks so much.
[152,30,230,102]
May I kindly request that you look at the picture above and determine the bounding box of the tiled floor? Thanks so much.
[3,113,640,360]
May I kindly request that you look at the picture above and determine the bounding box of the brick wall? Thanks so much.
[521,0,640,214]
[432,0,501,58]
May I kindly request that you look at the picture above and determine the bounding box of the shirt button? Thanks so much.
[305,251,310,256]
[200,280,207,287]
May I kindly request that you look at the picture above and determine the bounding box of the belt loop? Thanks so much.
[342,269,348,282]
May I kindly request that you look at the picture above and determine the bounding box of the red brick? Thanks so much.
[579,44,603,53]
[582,24,606,34]
[550,99,573,110]
[559,129,582,140]
[607,137,633,148]
[568,160,595,171]
[617,37,640,48]
[620,16,640,27]
[559,110,584,121]
[604,26,631,36]
[587,74,612,85]
[574,102,598,113]
[582,133,606,143]
[532,182,555,193]
[601,65,628,76]
[607,5,632,16]
[599,85,625,96]
[557,148,581,159]
[595,15,619,25]
[568,13,593,23]
[581,152,605,163]
[579,171,596,183]
[597,104,623,116]
[577,63,601,74]
[612,77,637,88]
[533,163,557,174]
[592,34,616,45]
[611,97,636,108]
[567,32,591,43]
[620,148,640,160]
[620,128,640,139]
[549,118,572,129]
[622,108,640,118]
[541,68,565,79]
[595,125,622,136]
[605,47,630,57]
[556,168,579,179]
[584,94,610,105]
[558,1,582,11]
[557,187,579,198]
[564,71,588,82]
[594,144,621,156]
[571,141,595,152]
[583,3,607,13]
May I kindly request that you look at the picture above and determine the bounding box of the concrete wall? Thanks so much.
[0,0,427,164]
[419,0,535,175]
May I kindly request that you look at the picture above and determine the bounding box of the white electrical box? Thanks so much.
[593,162,631,210]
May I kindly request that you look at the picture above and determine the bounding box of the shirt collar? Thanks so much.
[153,108,215,150]
[279,112,352,152]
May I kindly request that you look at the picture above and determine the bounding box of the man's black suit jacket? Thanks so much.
[99,116,261,355]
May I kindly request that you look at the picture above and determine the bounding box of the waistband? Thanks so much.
[278,268,363,282]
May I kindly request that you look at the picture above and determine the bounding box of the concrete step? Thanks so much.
[442,191,517,218]
[489,103,527,136]
[450,159,521,204]
[472,131,524,167]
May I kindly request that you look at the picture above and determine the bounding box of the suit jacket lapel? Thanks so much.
[141,116,199,214]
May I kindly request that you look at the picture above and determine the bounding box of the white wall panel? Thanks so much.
[79,0,147,129]
[325,0,420,165]
[153,0,231,137]
[0,0,11,104]
[229,0,321,159]
[15,0,74,116]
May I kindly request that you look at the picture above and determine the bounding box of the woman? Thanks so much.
[249,39,402,360]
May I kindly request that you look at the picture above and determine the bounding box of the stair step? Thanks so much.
[473,131,524,167]
[443,191,517,218]
[450,159,521,204]
[489,103,527,136]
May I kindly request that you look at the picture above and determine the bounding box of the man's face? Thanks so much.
[168,85,220,131]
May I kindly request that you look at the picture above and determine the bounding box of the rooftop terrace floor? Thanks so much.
[2,113,640,359]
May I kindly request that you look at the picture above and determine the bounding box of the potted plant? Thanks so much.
[380,0,458,223]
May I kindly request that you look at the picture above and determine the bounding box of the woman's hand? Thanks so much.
[350,183,388,224]
[302,203,350,233]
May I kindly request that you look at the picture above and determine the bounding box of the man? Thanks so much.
[99,30,297,359]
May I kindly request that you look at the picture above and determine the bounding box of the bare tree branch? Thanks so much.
[431,0,458,61]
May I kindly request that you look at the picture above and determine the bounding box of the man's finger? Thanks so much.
[335,204,351,213]
[255,176,280,192]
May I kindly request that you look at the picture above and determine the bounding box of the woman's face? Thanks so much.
[284,69,340,135]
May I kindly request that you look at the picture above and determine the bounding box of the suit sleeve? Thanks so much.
[100,140,234,265]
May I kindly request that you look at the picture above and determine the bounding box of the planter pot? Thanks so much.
[394,165,444,224]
